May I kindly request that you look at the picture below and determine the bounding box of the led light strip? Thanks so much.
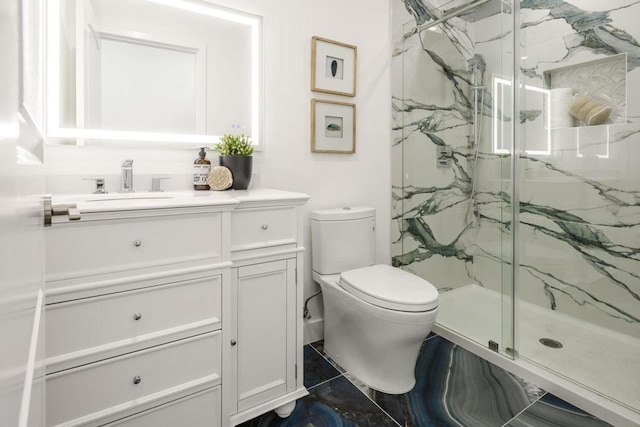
[46,0,262,147]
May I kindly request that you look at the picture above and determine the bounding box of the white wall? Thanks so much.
[46,0,393,343]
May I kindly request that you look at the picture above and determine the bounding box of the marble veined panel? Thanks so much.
[564,0,638,12]
[402,0,475,61]
[517,214,640,337]
[394,205,471,258]
[396,249,474,290]
[520,14,576,47]
[520,1,640,79]
[393,3,480,277]
[519,174,624,224]
[469,220,512,292]
[394,0,513,296]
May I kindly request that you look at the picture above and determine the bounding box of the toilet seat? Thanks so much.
[339,264,438,312]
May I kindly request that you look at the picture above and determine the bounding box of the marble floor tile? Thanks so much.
[506,393,613,427]
[304,344,342,389]
[237,375,399,427]
[371,336,546,427]
[242,335,611,427]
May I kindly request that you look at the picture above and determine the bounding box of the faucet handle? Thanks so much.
[83,178,108,194]
[120,159,135,193]
[150,177,171,192]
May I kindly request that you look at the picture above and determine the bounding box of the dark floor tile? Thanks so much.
[309,340,347,374]
[371,336,545,427]
[243,336,608,427]
[236,398,358,427]
[506,393,613,427]
[310,339,324,352]
[321,336,442,402]
[238,376,399,427]
[304,344,342,389]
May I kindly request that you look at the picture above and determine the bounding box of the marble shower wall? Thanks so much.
[515,0,640,338]
[391,0,513,297]
[391,0,640,339]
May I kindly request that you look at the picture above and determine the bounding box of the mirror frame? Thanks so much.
[45,0,263,149]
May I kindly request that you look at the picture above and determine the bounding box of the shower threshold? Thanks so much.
[434,284,640,427]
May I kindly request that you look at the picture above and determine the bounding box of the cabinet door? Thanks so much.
[235,259,296,412]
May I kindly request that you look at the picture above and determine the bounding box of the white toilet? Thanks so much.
[311,206,438,394]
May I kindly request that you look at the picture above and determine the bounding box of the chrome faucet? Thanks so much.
[121,160,134,193]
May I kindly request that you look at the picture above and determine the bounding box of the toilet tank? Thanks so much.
[311,207,376,274]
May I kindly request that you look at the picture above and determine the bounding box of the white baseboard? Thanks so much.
[303,318,324,345]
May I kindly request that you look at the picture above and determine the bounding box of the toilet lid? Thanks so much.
[339,265,438,312]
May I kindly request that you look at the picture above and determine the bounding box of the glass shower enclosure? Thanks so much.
[392,0,640,416]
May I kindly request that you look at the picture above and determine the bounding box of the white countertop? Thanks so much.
[51,188,310,215]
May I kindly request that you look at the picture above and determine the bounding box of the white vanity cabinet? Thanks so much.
[44,190,309,427]
[224,196,309,426]
[44,204,234,427]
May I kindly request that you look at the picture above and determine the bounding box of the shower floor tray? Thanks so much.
[435,284,640,415]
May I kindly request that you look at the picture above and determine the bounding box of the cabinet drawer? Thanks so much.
[231,207,297,251]
[101,387,220,427]
[46,332,221,427]
[47,276,221,366]
[46,213,223,282]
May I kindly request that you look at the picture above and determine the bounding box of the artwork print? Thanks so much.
[311,99,355,153]
[325,116,343,138]
[311,36,357,96]
[326,56,344,79]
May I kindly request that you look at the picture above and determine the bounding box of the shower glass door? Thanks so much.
[394,0,640,415]
[515,0,640,412]
[392,0,515,358]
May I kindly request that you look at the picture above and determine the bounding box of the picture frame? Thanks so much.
[311,36,357,97]
[311,99,356,154]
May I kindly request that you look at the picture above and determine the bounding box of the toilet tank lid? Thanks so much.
[311,206,375,221]
[340,264,439,312]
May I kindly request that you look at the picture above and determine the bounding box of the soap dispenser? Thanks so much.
[193,147,211,190]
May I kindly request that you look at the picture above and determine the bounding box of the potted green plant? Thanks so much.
[214,134,254,190]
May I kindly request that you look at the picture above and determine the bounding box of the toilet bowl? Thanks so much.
[311,207,438,394]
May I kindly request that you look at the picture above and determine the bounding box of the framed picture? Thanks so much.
[311,99,356,153]
[311,36,357,97]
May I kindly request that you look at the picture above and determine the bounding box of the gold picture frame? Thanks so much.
[311,99,356,154]
[311,36,357,97]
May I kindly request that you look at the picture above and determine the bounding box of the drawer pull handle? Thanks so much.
[133,313,142,321]
[261,224,269,230]
[133,376,142,385]
[134,240,142,247]
[230,339,237,346]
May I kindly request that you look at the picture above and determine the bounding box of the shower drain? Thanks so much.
[539,338,563,349]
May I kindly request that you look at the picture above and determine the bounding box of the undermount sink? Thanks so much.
[83,194,175,202]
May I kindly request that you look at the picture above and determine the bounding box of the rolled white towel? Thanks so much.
[569,96,611,126]
[549,88,573,128]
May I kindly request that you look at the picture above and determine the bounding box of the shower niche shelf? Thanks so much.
[543,53,627,129]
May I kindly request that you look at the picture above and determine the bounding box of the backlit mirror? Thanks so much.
[46,0,262,147]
